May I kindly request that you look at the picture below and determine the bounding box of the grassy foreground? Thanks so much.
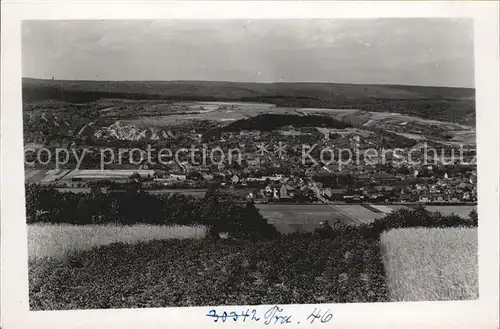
[380,227,478,301]
[28,224,207,259]
[29,235,387,310]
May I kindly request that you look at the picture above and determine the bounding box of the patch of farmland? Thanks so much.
[28,224,207,260]
[367,111,472,130]
[332,205,385,225]
[380,227,478,301]
[451,130,476,144]
[123,111,248,127]
[26,170,50,183]
[64,169,154,180]
[298,108,358,114]
[368,205,394,214]
[387,131,427,141]
[425,206,476,219]
[52,169,71,181]
[41,169,62,183]
[25,169,42,181]
[256,204,351,234]
[193,101,277,108]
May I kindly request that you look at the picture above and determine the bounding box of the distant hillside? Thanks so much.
[22,78,476,125]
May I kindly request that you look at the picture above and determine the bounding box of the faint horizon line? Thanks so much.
[21,76,476,90]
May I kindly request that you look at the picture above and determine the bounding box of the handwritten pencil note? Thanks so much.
[206,306,333,325]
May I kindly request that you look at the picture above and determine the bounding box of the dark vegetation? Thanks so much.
[29,235,387,309]
[25,184,279,240]
[23,78,476,125]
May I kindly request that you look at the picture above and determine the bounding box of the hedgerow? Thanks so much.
[359,205,477,240]
[310,205,478,241]
[25,184,279,240]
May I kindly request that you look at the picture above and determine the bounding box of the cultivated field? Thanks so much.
[333,204,386,224]
[380,227,478,301]
[255,203,386,232]
[24,169,51,183]
[28,224,207,260]
[25,169,157,183]
[256,204,348,234]
[257,204,479,233]
[423,205,476,219]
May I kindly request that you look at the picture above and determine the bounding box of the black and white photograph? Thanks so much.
[1,2,499,328]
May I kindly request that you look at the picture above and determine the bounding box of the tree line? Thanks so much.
[25,183,279,240]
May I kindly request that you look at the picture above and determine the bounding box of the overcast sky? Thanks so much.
[22,19,474,87]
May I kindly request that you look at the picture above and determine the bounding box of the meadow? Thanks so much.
[380,227,478,301]
[28,224,207,260]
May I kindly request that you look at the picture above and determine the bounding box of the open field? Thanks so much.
[424,205,476,218]
[28,224,207,260]
[256,204,350,234]
[25,169,156,183]
[333,204,386,224]
[28,234,387,310]
[257,204,476,233]
[380,227,478,301]
[24,169,51,183]
[256,204,387,232]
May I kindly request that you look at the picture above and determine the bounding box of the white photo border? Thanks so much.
[1,1,499,329]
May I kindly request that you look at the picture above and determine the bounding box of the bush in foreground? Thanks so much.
[380,227,478,301]
[29,233,387,310]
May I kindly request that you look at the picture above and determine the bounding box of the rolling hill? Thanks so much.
[22,78,476,125]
